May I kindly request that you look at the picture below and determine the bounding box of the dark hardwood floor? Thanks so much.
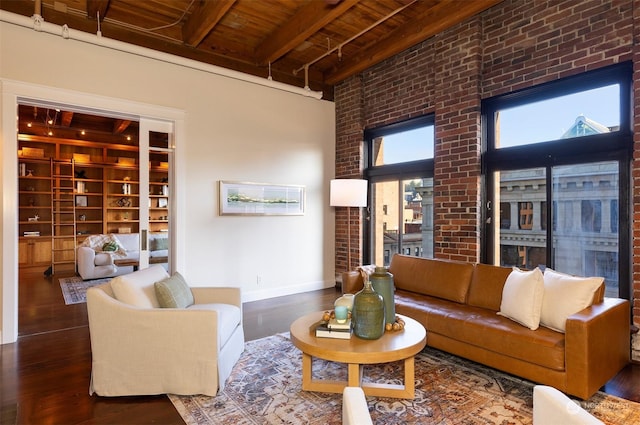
[2,269,638,424]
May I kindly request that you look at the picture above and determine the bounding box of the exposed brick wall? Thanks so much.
[361,43,436,128]
[482,0,633,98]
[432,17,483,262]
[632,0,640,360]
[334,0,639,349]
[334,75,365,273]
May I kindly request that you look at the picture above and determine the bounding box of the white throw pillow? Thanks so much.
[540,268,604,332]
[111,265,169,308]
[497,267,544,330]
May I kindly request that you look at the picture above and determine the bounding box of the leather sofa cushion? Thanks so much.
[467,263,512,311]
[390,255,474,303]
[395,291,565,371]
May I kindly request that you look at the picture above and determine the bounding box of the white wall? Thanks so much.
[0,18,336,342]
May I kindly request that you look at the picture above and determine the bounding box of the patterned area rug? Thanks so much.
[59,276,111,305]
[169,333,640,424]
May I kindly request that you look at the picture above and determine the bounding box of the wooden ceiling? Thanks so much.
[18,104,140,144]
[2,0,503,99]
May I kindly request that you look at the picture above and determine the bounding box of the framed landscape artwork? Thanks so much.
[219,181,305,216]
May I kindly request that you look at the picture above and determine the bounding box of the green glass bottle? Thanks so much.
[352,277,385,340]
[370,266,395,326]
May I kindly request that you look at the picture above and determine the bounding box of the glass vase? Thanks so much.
[370,266,395,325]
[352,278,385,340]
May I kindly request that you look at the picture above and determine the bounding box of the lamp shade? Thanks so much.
[330,179,368,207]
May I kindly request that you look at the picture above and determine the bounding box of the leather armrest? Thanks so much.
[565,298,630,399]
[341,271,364,294]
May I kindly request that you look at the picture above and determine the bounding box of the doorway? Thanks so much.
[2,80,184,344]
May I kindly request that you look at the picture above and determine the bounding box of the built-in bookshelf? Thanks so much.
[17,135,168,269]
[149,151,170,233]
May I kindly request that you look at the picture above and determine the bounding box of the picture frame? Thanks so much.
[219,181,305,216]
[158,197,168,208]
[75,195,88,207]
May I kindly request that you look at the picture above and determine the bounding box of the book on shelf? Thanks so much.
[327,318,352,330]
[23,231,40,237]
[315,322,352,339]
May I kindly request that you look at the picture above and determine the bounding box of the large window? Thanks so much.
[364,116,435,266]
[483,63,632,299]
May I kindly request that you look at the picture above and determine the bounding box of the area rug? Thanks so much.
[169,333,640,424]
[59,276,111,305]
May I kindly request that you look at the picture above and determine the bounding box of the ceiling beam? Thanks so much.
[182,0,236,47]
[3,3,329,92]
[60,111,73,127]
[113,119,131,134]
[255,0,359,66]
[86,0,110,21]
[324,0,504,85]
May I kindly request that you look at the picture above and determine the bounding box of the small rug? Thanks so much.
[59,276,111,305]
[169,333,640,425]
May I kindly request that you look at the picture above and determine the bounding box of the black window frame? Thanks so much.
[481,62,633,300]
[363,114,435,264]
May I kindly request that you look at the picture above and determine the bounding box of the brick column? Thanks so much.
[631,0,640,362]
[432,17,483,262]
[335,76,365,275]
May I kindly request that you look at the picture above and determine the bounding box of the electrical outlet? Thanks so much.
[256,275,261,285]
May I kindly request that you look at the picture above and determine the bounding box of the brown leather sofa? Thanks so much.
[342,254,630,399]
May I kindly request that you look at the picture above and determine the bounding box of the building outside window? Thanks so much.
[483,63,632,299]
[364,115,435,267]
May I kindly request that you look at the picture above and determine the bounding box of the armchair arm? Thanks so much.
[77,246,116,280]
[191,286,242,308]
[565,297,630,399]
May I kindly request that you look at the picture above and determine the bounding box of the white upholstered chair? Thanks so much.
[533,385,604,425]
[342,387,373,425]
[86,265,244,396]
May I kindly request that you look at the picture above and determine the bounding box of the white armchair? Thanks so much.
[533,386,603,425]
[77,233,140,280]
[86,265,245,396]
[342,387,373,425]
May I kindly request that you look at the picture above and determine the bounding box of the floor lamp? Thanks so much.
[330,179,368,272]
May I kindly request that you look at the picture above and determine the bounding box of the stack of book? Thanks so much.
[315,318,352,339]
[23,231,40,237]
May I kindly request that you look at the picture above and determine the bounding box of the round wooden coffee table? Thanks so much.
[290,311,426,399]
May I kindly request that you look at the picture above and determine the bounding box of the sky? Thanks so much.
[383,126,434,164]
[497,84,619,147]
[381,84,619,164]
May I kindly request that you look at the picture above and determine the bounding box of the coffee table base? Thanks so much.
[301,353,416,399]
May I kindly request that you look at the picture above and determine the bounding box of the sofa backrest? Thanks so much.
[149,232,169,252]
[389,255,474,304]
[467,263,513,311]
[115,233,140,251]
[93,281,116,299]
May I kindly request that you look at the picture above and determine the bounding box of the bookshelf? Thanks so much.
[17,134,168,270]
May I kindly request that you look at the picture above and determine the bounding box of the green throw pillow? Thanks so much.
[102,241,118,252]
[151,237,169,251]
[154,272,194,308]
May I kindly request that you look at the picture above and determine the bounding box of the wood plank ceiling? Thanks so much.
[2,0,503,99]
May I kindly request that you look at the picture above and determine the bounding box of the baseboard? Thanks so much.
[242,280,335,303]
